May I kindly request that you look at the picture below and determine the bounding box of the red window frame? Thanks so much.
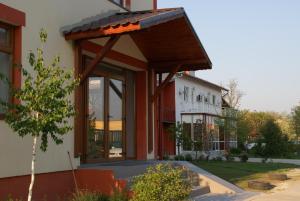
[0,3,25,120]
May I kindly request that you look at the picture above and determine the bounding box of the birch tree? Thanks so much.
[0,29,79,201]
[224,79,244,109]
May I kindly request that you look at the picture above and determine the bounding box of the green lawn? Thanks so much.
[193,161,299,190]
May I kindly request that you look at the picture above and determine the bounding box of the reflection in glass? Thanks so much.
[109,79,123,158]
[0,27,10,47]
[0,52,11,113]
[87,77,105,159]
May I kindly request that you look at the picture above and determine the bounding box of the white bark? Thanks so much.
[27,136,38,201]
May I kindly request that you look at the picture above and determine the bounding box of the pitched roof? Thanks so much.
[62,8,212,72]
[62,8,185,35]
[181,74,228,92]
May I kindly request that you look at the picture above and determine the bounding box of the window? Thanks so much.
[204,96,209,104]
[0,23,13,114]
[0,3,25,119]
[212,95,216,105]
[196,95,202,102]
[183,86,189,101]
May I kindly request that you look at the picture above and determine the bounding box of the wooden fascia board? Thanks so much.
[80,35,120,83]
[151,64,181,102]
[65,23,141,41]
[149,59,211,70]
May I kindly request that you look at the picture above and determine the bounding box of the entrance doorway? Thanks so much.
[84,61,135,162]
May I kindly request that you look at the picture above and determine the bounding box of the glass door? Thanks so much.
[87,77,106,160]
[86,75,125,161]
[108,78,124,159]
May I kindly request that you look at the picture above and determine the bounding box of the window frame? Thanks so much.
[212,95,216,105]
[0,22,14,119]
[0,3,25,120]
[0,23,13,54]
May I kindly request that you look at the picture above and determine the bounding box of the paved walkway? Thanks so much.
[194,168,300,201]
[247,169,300,201]
[194,192,257,201]
[233,157,300,166]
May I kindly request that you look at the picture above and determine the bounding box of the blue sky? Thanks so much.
[158,0,300,113]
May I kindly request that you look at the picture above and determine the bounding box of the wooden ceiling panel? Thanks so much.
[130,17,206,64]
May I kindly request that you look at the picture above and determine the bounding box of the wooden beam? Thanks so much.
[80,35,120,84]
[74,42,83,158]
[80,40,148,70]
[152,64,181,102]
[109,80,122,99]
[149,59,209,69]
[148,68,154,153]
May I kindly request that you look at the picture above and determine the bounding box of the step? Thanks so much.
[192,192,258,201]
[190,186,211,198]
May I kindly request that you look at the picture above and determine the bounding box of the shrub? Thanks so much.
[70,191,109,201]
[212,156,223,161]
[184,154,193,161]
[130,163,191,201]
[198,154,206,161]
[110,189,129,201]
[239,152,248,162]
[4,196,22,201]
[225,154,234,162]
[259,119,289,157]
[229,148,241,155]
[174,155,185,161]
[163,155,170,160]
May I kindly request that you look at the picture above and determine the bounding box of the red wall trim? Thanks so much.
[80,40,147,71]
[0,171,74,201]
[153,0,158,10]
[125,0,131,10]
[135,71,148,160]
[0,3,25,26]
[0,169,128,201]
[12,26,22,104]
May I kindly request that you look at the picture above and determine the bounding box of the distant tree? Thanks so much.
[291,104,300,143]
[193,140,202,159]
[0,29,78,201]
[168,122,190,155]
[223,79,244,109]
[236,110,251,149]
[257,119,289,158]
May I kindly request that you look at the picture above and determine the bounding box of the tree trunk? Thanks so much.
[27,136,37,201]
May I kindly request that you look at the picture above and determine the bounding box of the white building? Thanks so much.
[160,73,237,158]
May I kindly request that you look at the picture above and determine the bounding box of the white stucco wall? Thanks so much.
[174,76,223,123]
[130,0,154,11]
[0,0,149,178]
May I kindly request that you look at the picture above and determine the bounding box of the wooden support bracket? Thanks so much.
[151,64,181,102]
[80,35,120,84]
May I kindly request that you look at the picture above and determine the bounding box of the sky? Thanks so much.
[158,0,300,113]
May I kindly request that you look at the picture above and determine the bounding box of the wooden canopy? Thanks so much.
[63,8,212,72]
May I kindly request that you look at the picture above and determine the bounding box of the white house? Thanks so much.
[159,73,237,158]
